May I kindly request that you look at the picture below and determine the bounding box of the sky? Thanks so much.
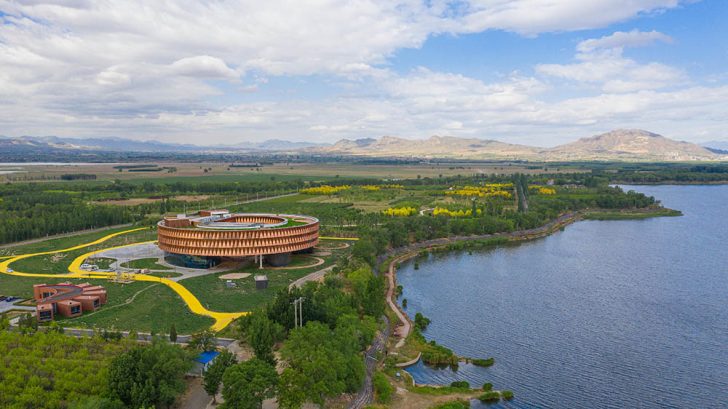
[1,0,727,147]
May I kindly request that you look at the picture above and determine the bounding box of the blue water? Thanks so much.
[399,185,728,408]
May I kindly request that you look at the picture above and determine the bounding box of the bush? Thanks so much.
[414,312,431,331]
[478,391,501,403]
[431,399,471,409]
[373,372,394,403]
[450,381,470,389]
[502,390,514,400]
[482,382,492,391]
[472,357,494,367]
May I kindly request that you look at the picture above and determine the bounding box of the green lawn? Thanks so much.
[180,254,338,313]
[0,274,55,298]
[145,271,183,278]
[8,229,157,275]
[64,281,214,334]
[0,225,152,257]
[88,257,116,270]
[120,257,171,270]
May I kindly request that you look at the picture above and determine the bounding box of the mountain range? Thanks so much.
[0,135,326,153]
[319,130,726,162]
[1,130,726,162]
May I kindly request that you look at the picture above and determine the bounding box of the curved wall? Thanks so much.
[157,214,319,257]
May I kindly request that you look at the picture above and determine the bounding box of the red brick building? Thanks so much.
[34,282,107,322]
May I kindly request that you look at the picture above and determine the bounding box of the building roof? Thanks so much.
[195,351,220,364]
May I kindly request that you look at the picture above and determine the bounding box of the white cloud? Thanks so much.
[458,1,682,36]
[576,29,672,53]
[536,30,684,93]
[170,56,239,80]
[0,0,719,145]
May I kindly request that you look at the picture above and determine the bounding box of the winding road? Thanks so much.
[0,228,247,331]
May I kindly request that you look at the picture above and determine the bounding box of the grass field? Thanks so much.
[120,257,171,270]
[3,161,588,184]
[89,257,116,269]
[0,225,145,257]
[8,229,157,275]
[179,253,340,313]
[63,281,214,334]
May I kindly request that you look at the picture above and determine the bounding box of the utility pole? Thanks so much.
[292,297,305,328]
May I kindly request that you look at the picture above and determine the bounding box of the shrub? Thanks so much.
[501,390,514,400]
[482,382,492,391]
[472,357,495,367]
[431,399,471,409]
[478,391,501,403]
[414,312,431,331]
[373,372,394,403]
[450,380,470,388]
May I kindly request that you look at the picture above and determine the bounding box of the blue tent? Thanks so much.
[195,350,220,365]
[194,351,220,374]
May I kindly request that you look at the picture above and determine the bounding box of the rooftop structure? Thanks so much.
[157,211,319,269]
[34,282,107,322]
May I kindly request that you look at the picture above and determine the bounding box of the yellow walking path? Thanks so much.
[0,228,246,331]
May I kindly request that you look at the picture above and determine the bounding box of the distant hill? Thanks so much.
[0,135,327,153]
[316,130,724,162]
[1,130,725,162]
[703,140,728,154]
[321,135,538,159]
[226,139,328,151]
[543,129,721,161]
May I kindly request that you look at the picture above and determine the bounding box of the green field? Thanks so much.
[0,225,145,257]
[8,229,157,275]
[62,281,214,334]
[120,257,171,270]
[178,254,340,313]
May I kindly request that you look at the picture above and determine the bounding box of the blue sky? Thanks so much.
[1,0,727,146]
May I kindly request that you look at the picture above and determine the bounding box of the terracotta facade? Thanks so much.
[34,282,107,322]
[157,213,319,257]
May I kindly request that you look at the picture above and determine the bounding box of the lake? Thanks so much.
[398,185,728,408]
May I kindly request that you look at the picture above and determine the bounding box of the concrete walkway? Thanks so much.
[92,242,242,282]
[288,265,336,289]
[0,299,35,314]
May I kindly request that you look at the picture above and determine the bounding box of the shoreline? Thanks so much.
[614,181,728,186]
[382,206,678,366]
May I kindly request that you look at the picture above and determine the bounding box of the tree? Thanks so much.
[239,311,282,364]
[48,321,64,334]
[203,350,237,402]
[278,321,364,407]
[187,329,216,351]
[169,324,177,343]
[17,312,37,334]
[220,358,278,409]
[0,313,9,331]
[108,340,192,408]
[414,312,431,331]
[373,372,394,403]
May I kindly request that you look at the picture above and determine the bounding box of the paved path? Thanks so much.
[57,326,236,346]
[386,254,414,349]
[179,378,212,409]
[349,315,390,409]
[0,299,35,313]
[288,265,336,289]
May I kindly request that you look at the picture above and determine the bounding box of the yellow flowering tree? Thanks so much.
[382,207,418,217]
[300,185,351,195]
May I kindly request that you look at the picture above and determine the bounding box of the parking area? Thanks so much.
[0,297,35,313]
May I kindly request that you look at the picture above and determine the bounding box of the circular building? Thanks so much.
[157,210,319,269]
